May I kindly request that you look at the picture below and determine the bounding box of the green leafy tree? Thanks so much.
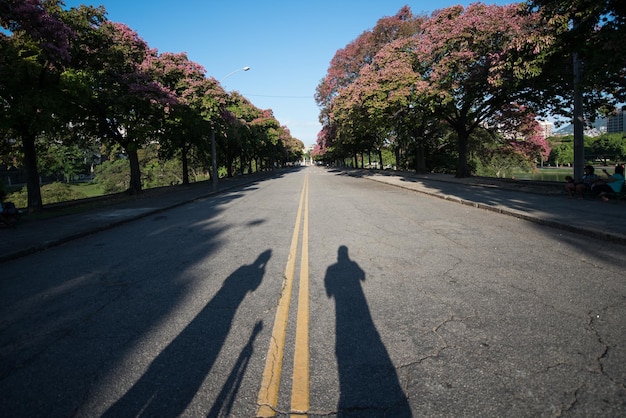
[138,143,181,188]
[38,141,88,182]
[223,92,269,176]
[589,133,626,163]
[249,109,281,172]
[525,0,626,178]
[548,136,574,166]
[525,0,626,110]
[94,158,129,194]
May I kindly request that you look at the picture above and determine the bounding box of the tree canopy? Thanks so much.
[0,0,75,210]
[315,1,624,177]
[1,0,303,211]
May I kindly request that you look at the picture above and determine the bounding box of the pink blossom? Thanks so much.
[1,0,74,64]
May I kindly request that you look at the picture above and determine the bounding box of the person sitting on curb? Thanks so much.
[565,165,598,199]
[590,164,625,201]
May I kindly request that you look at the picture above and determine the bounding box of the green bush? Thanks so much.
[94,159,130,194]
[142,159,183,188]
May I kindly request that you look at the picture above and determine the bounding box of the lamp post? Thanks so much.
[211,66,251,192]
[220,66,250,83]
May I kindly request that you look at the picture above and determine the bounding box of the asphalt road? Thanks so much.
[1,166,625,417]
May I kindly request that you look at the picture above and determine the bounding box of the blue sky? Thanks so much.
[63,0,513,147]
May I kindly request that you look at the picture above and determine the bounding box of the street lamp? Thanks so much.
[211,66,251,192]
[220,66,250,83]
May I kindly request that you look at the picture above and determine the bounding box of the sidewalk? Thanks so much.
[357,169,626,245]
[2,168,625,263]
[0,172,274,263]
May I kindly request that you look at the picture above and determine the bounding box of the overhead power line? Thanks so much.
[243,93,312,99]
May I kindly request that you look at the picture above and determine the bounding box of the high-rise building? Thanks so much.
[537,120,553,139]
[607,108,626,133]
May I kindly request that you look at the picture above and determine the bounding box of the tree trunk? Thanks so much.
[226,154,234,177]
[181,142,189,185]
[240,152,246,175]
[22,131,43,213]
[127,148,142,195]
[395,147,400,170]
[415,139,427,174]
[572,50,584,180]
[455,129,471,178]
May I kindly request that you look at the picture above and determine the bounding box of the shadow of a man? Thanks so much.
[325,246,412,417]
[103,250,271,417]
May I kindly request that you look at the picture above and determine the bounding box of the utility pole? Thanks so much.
[211,129,218,192]
[571,15,584,180]
[572,50,584,180]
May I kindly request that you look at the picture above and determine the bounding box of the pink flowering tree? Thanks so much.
[475,104,551,177]
[315,6,424,160]
[312,125,336,162]
[330,35,449,172]
[408,3,554,177]
[147,52,219,184]
[0,0,75,211]
[219,92,257,176]
[249,109,281,173]
[0,0,73,63]
[494,105,551,160]
[326,82,375,167]
[278,125,304,165]
[81,22,176,194]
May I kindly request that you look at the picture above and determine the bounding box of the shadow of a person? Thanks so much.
[103,250,272,417]
[208,320,263,418]
[325,246,412,417]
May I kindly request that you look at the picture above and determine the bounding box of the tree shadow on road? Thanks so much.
[324,245,412,417]
[103,250,271,417]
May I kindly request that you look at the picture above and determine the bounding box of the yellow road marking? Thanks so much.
[290,174,310,416]
[257,174,309,417]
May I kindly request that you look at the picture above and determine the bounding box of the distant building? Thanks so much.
[607,108,626,133]
[537,120,553,139]
[302,145,315,166]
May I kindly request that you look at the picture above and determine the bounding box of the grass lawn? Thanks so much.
[510,167,573,182]
[510,165,618,182]
[73,182,106,197]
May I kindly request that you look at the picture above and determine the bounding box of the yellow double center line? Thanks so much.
[257,173,310,417]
